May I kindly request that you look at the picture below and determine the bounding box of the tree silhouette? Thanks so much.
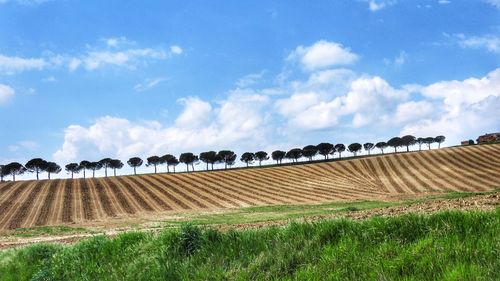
[387,137,402,153]
[254,151,269,166]
[4,162,26,182]
[240,152,255,167]
[348,143,362,156]
[416,137,425,151]
[285,148,303,163]
[363,143,374,155]
[401,135,416,152]
[88,162,102,178]
[179,153,198,172]
[25,158,48,180]
[99,158,113,177]
[317,143,334,160]
[127,157,143,175]
[424,137,435,150]
[161,154,176,173]
[79,160,91,179]
[217,150,236,170]
[272,150,286,165]
[375,142,388,154]
[45,162,61,179]
[335,144,346,159]
[0,164,5,182]
[109,159,123,176]
[65,163,81,179]
[199,151,218,170]
[302,145,318,161]
[146,156,163,174]
[435,135,446,148]
[166,156,179,173]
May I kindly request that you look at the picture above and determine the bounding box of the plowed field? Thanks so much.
[0,144,498,230]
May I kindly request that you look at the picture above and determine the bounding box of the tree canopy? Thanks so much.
[3,162,26,182]
[317,143,334,160]
[271,150,286,165]
[285,148,303,163]
[387,137,402,153]
[127,157,143,175]
[199,151,219,170]
[109,159,124,176]
[375,142,388,154]
[79,160,91,179]
[254,151,269,166]
[435,135,446,148]
[146,156,163,174]
[335,144,346,158]
[401,135,416,152]
[240,152,255,167]
[45,162,61,179]
[217,150,236,170]
[363,143,374,155]
[65,163,81,179]
[179,153,198,172]
[348,143,362,156]
[25,158,48,180]
[99,158,113,177]
[302,145,318,161]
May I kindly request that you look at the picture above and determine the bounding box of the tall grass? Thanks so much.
[0,210,498,280]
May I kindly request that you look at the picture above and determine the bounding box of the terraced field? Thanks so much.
[0,144,498,230]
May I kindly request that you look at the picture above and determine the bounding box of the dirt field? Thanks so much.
[0,144,498,232]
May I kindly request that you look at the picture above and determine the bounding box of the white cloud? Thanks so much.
[8,140,39,152]
[0,54,46,74]
[367,0,397,12]
[133,77,168,92]
[53,90,270,164]
[170,45,183,55]
[236,71,266,88]
[485,0,500,9]
[0,0,52,5]
[288,40,358,70]
[457,33,500,53]
[438,0,451,4]
[42,76,56,82]
[384,51,408,66]
[0,84,15,104]
[394,101,434,124]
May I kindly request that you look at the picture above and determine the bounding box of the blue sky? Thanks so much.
[1,0,499,177]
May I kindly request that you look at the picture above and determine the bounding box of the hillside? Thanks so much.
[0,144,498,230]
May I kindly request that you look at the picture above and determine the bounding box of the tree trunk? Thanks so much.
[394,147,397,153]
[211,163,214,170]
[114,169,116,177]
[36,169,39,180]
[206,163,209,170]
[92,170,95,178]
[186,164,189,172]
[191,164,195,171]
[83,169,86,179]
[406,146,409,152]
[167,165,170,173]
[48,172,51,180]
[13,174,15,182]
[105,168,108,177]
[259,160,262,166]
[438,143,441,149]
[134,167,137,175]
[154,165,157,174]
[71,171,74,179]
[173,166,176,173]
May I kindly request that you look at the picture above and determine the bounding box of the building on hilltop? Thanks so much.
[461,140,474,146]
[476,132,500,144]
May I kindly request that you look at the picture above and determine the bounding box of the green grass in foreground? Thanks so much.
[0,209,498,281]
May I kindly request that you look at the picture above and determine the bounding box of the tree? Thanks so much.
[375,142,388,154]
[127,157,143,175]
[335,144,346,159]
[254,151,269,166]
[272,150,286,165]
[4,162,26,182]
[99,158,113,177]
[317,143,334,160]
[285,148,303,163]
[199,151,219,170]
[424,137,435,150]
[363,143,374,155]
[179,153,198,172]
[25,158,48,180]
[45,162,61,179]
[387,137,402,153]
[302,145,318,161]
[166,156,179,173]
[435,135,446,148]
[65,163,81,179]
[0,164,5,182]
[88,162,102,178]
[348,143,362,156]
[109,159,123,176]
[217,150,236,170]
[79,160,91,179]
[416,137,425,151]
[401,135,416,152]
[240,152,255,167]
[161,154,177,173]
[146,156,163,174]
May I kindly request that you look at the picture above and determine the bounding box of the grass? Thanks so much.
[0,225,89,238]
[0,209,498,280]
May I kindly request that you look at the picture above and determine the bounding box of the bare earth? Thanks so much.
[0,192,498,250]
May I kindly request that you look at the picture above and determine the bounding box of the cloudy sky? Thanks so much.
[1,0,499,176]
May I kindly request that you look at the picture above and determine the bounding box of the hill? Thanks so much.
[0,144,498,230]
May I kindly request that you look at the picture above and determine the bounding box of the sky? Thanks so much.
[0,0,499,178]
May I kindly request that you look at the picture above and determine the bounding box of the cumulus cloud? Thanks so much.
[288,41,358,70]
[53,90,270,163]
[0,54,46,74]
[485,0,500,9]
[0,84,15,104]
